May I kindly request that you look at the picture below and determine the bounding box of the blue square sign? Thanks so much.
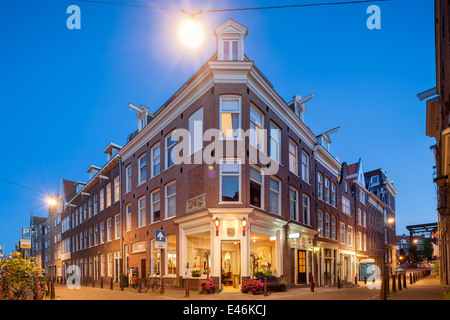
[155,229,166,249]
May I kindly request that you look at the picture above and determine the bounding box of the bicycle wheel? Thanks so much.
[138,278,150,293]
[130,276,138,289]
[151,277,161,291]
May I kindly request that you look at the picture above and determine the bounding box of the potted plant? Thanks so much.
[192,269,202,277]
[249,279,264,295]
[198,277,215,294]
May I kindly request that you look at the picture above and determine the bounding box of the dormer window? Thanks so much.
[138,115,147,131]
[214,19,248,61]
[223,40,239,60]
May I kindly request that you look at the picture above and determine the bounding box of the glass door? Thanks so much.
[221,241,240,292]
[297,250,307,284]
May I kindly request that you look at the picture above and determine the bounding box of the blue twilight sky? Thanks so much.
[0,0,437,254]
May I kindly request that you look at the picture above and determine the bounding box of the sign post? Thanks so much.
[20,228,31,258]
[155,230,166,294]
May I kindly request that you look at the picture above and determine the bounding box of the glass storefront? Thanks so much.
[186,231,211,275]
[249,232,277,275]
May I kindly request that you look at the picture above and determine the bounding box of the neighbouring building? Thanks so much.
[421,0,450,286]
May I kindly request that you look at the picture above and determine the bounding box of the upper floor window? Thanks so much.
[220,159,241,203]
[250,166,263,208]
[324,178,330,203]
[151,190,161,223]
[114,214,120,240]
[331,216,337,240]
[289,140,298,175]
[138,154,147,185]
[318,210,324,237]
[106,183,111,208]
[114,176,120,203]
[166,131,177,169]
[302,194,310,226]
[126,165,132,193]
[165,182,177,218]
[151,143,161,177]
[269,177,281,215]
[359,190,365,203]
[331,183,337,207]
[189,107,204,155]
[269,123,281,163]
[220,96,241,139]
[301,151,309,183]
[125,203,132,232]
[100,189,105,212]
[223,40,239,60]
[325,213,330,238]
[249,105,264,151]
[289,187,298,221]
[342,196,351,216]
[317,173,323,200]
[94,194,98,215]
[138,196,146,228]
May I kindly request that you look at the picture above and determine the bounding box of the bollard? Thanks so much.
[310,274,314,292]
[85,277,88,286]
[398,273,402,290]
[100,278,103,289]
[120,277,124,291]
[264,277,268,296]
[380,276,387,300]
[355,275,358,285]
[392,275,396,293]
[410,273,413,285]
[185,278,190,298]
[160,277,164,294]
[403,273,407,289]
[386,274,391,295]
[337,276,341,289]
[92,277,95,288]
[50,280,55,300]
[110,278,113,290]
[364,274,367,284]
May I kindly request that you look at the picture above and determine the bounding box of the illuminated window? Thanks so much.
[289,140,297,174]
[250,105,264,151]
[220,96,241,139]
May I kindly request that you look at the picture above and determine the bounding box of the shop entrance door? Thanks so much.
[297,250,307,284]
[221,241,240,292]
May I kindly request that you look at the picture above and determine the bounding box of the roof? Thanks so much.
[62,179,77,202]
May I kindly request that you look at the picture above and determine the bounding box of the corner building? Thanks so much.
[119,19,346,290]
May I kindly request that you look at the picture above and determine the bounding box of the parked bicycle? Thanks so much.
[137,272,161,293]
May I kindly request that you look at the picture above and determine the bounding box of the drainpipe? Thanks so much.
[312,143,320,286]
[119,156,124,277]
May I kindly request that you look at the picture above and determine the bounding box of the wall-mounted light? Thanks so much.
[214,217,220,236]
[242,217,247,236]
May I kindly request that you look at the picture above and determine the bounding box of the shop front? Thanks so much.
[175,208,285,292]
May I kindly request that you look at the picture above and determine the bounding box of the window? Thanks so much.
[88,199,92,218]
[325,213,330,238]
[107,253,113,276]
[357,209,362,225]
[317,173,323,200]
[250,166,262,208]
[189,108,204,155]
[302,194,310,225]
[347,226,353,246]
[269,123,281,163]
[318,210,324,237]
[166,235,177,276]
[126,165,132,193]
[138,196,146,228]
[100,222,105,243]
[83,230,87,248]
[324,178,330,203]
[114,176,120,203]
[223,40,239,60]
[94,194,98,215]
[106,183,111,207]
[151,144,161,177]
[359,190,365,203]
[100,189,104,211]
[151,190,161,223]
[186,231,210,275]
[125,203,132,232]
[331,183,336,207]
[332,216,337,240]
[107,218,112,242]
[166,131,177,169]
[138,154,146,185]
[269,177,281,214]
[363,211,367,227]
[370,175,379,185]
[165,182,176,218]
[289,187,298,221]
[94,225,99,245]
[131,241,146,253]
[220,96,241,139]
[114,214,120,240]
[363,233,367,251]
[340,223,346,244]
[289,140,297,174]
[342,197,351,216]
[249,105,264,151]
[220,159,241,202]
[358,231,362,250]
[88,227,93,247]
[301,151,309,183]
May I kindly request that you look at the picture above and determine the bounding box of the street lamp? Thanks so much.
[242,217,247,236]
[214,217,220,236]
[47,195,57,206]
[178,16,204,49]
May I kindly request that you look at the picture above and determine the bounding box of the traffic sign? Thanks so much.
[21,228,31,241]
[155,229,166,249]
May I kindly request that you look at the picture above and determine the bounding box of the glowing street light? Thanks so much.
[387,217,395,224]
[178,18,204,49]
[47,196,57,206]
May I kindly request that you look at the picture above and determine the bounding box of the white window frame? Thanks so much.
[249,165,263,209]
[137,196,146,228]
[219,159,241,203]
[249,104,264,151]
[125,203,132,232]
[289,186,298,221]
[165,182,176,219]
[269,176,281,215]
[219,95,241,140]
[114,176,120,203]
[151,189,161,223]
[269,122,281,163]
[288,139,298,175]
[165,130,177,169]
[126,165,132,193]
[302,194,310,226]
[301,151,309,183]
[138,153,147,185]
[151,143,161,178]
[114,214,120,240]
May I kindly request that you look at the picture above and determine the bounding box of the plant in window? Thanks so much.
[191,269,202,277]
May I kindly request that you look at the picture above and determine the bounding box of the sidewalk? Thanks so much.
[386,272,446,300]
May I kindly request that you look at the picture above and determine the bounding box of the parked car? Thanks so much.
[394,268,405,275]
